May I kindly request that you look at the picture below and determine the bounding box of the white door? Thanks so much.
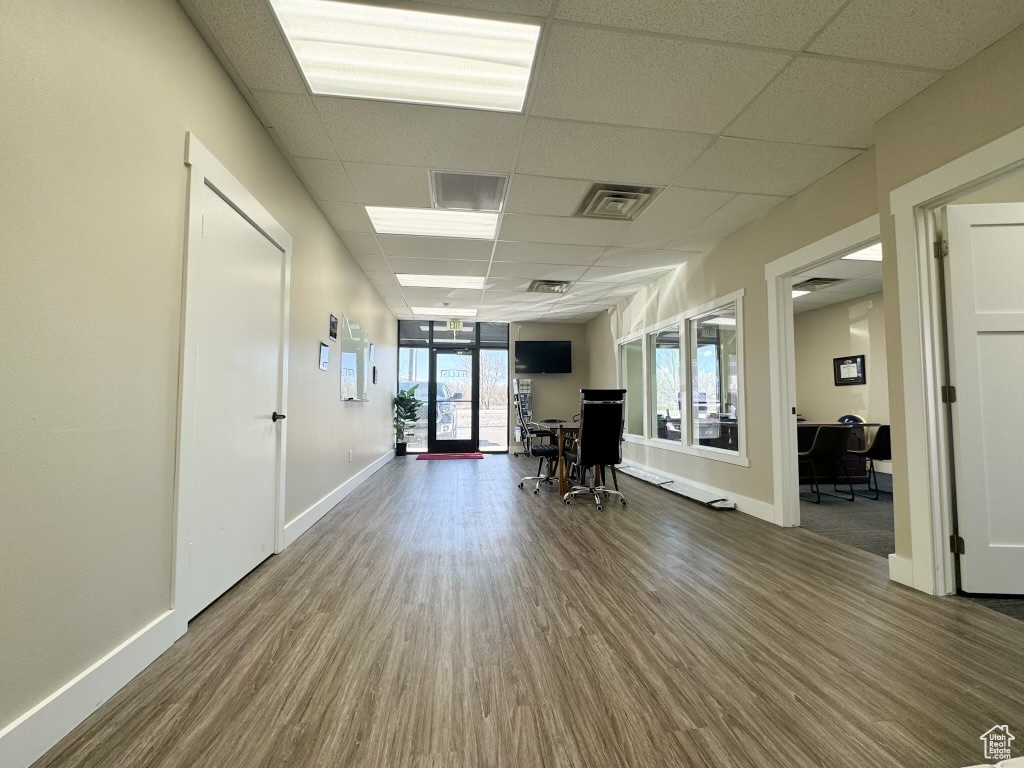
[186,184,285,617]
[944,203,1024,594]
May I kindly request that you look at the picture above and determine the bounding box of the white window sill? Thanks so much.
[623,434,749,467]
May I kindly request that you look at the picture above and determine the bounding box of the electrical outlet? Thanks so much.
[348,450,353,463]
[867,299,874,309]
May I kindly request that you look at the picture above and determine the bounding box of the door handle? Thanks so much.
[272,412,286,422]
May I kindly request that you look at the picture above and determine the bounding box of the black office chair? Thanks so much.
[798,424,854,503]
[847,425,891,500]
[562,389,627,511]
[838,414,865,424]
[515,398,558,494]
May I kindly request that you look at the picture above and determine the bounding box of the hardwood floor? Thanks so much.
[33,456,1024,768]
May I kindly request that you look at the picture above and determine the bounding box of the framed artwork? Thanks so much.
[372,365,378,384]
[833,354,866,386]
[368,342,375,363]
[329,314,338,341]
[319,342,330,371]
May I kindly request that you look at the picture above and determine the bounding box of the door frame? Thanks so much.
[427,346,479,453]
[766,215,881,530]
[174,133,292,634]
[891,123,1024,596]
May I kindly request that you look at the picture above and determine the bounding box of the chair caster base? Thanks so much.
[517,482,524,489]
[564,499,571,506]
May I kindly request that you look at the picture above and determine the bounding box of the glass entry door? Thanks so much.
[428,348,478,453]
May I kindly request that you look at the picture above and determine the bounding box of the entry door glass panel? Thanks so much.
[479,348,509,452]
[397,346,429,453]
[431,349,477,451]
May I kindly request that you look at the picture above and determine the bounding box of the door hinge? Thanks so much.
[950,535,965,555]
[941,385,957,404]
[933,239,948,259]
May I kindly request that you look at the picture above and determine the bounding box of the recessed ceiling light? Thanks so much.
[842,243,883,261]
[268,0,541,112]
[366,207,498,239]
[411,307,478,317]
[397,274,486,289]
[792,290,810,298]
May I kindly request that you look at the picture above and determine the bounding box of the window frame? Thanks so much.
[615,289,747,467]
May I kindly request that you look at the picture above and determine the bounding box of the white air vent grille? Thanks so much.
[431,171,509,212]
[576,184,659,221]
[793,277,844,292]
[527,280,571,294]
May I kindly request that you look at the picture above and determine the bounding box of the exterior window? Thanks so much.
[648,326,682,442]
[620,338,644,436]
[689,303,739,453]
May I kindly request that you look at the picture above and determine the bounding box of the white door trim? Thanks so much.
[890,123,1024,596]
[765,215,881,529]
[175,133,292,634]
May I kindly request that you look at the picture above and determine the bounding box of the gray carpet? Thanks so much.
[800,473,1024,622]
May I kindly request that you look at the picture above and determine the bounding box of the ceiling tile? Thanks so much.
[614,187,734,249]
[517,119,713,186]
[366,271,399,286]
[192,0,307,94]
[498,213,630,246]
[484,277,533,292]
[251,91,336,160]
[796,259,883,281]
[673,138,860,196]
[580,265,675,284]
[554,0,846,49]
[667,193,786,251]
[342,163,432,207]
[487,262,589,281]
[354,254,390,273]
[293,158,357,202]
[322,202,372,233]
[505,175,592,217]
[400,287,484,301]
[387,257,489,277]
[493,241,603,266]
[531,25,792,133]
[376,235,493,261]
[809,0,1024,71]
[377,287,408,300]
[595,248,690,269]
[405,0,553,16]
[339,232,383,256]
[727,57,940,148]
[315,98,526,171]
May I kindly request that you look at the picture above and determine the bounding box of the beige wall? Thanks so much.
[511,322,589,423]
[794,294,889,424]
[585,151,878,505]
[0,0,395,728]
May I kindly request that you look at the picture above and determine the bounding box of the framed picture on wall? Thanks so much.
[329,314,338,341]
[833,354,866,386]
[319,342,330,371]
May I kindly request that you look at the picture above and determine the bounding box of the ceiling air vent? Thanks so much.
[576,184,659,221]
[431,171,509,212]
[527,280,571,294]
[793,277,845,292]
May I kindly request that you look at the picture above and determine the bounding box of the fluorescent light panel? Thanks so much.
[704,317,736,326]
[792,290,810,298]
[268,0,541,112]
[366,207,498,239]
[397,274,486,289]
[411,307,478,317]
[842,243,883,261]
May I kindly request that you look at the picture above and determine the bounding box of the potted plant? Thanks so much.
[394,384,422,456]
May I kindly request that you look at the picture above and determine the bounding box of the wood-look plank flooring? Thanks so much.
[33,456,1024,768]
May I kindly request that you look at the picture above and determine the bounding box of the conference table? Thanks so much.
[797,422,881,484]
[530,419,579,496]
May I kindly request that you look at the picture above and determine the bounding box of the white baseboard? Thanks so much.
[619,462,775,523]
[888,554,914,588]
[283,450,394,547]
[0,610,181,768]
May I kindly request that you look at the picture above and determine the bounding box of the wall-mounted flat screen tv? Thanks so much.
[514,340,572,374]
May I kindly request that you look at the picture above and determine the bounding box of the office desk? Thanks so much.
[797,422,880,484]
[531,420,579,496]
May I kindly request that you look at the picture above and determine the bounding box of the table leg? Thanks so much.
[558,428,567,496]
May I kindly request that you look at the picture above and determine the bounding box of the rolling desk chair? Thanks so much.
[515,398,558,494]
[562,389,627,511]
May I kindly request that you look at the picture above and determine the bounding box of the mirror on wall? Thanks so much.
[340,316,370,402]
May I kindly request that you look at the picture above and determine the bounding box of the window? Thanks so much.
[689,302,739,453]
[648,327,682,442]
[620,338,644,436]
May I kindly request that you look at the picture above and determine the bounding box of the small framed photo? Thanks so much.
[833,354,866,386]
[329,314,338,341]
[372,365,378,384]
[368,343,375,363]
[319,342,330,371]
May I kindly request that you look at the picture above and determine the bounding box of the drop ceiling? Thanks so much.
[179,0,1024,323]
[792,253,883,314]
